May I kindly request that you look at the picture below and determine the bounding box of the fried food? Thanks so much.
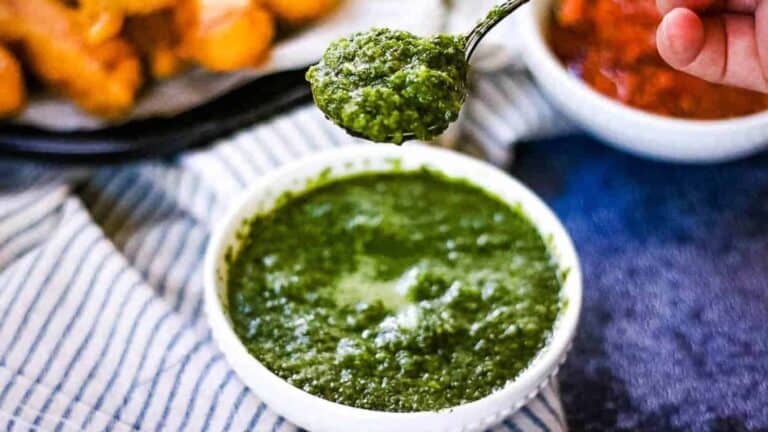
[125,11,186,79]
[79,0,177,43]
[0,0,143,117]
[82,10,124,44]
[0,0,337,119]
[174,0,274,72]
[0,1,23,39]
[262,0,338,23]
[82,0,177,15]
[0,44,24,115]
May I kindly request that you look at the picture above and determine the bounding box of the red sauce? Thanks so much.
[548,0,768,119]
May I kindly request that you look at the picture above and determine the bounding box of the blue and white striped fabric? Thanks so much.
[0,67,569,431]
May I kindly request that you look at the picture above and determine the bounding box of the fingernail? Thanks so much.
[659,13,684,58]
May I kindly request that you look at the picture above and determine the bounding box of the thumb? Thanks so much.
[657,7,768,92]
[657,8,706,70]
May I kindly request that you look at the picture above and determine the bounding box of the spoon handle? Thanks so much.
[465,0,532,60]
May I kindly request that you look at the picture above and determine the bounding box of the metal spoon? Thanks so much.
[344,0,532,143]
[464,0,531,60]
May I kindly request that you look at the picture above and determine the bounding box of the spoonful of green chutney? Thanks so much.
[306,0,530,144]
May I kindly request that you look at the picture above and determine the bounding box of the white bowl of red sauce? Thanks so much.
[517,0,768,163]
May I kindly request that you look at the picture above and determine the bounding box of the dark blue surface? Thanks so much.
[511,135,768,432]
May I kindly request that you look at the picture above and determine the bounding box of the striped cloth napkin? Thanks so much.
[0,104,568,432]
[0,15,573,427]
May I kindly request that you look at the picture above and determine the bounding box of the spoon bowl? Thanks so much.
[314,0,532,144]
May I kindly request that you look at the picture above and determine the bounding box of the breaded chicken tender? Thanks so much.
[82,0,177,15]
[125,11,186,79]
[175,0,274,71]
[0,0,338,119]
[79,0,177,43]
[262,0,337,23]
[0,0,143,117]
[0,44,24,116]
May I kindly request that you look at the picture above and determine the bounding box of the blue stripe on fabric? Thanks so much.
[132,282,206,428]
[78,295,156,430]
[159,220,197,298]
[212,149,247,187]
[277,117,319,152]
[0,187,56,223]
[0,205,58,250]
[110,181,171,246]
[49,289,144,432]
[114,221,203,426]
[485,74,534,129]
[183,172,217,226]
[149,335,211,432]
[63,169,170,427]
[123,194,180,266]
[204,178,219,223]
[271,416,286,432]
[229,138,264,175]
[308,113,343,147]
[464,106,507,146]
[245,402,267,431]
[170,229,207,314]
[7,247,113,424]
[295,109,333,149]
[537,392,564,428]
[500,74,545,130]
[504,419,524,432]
[0,225,59,271]
[176,354,222,432]
[7,234,102,376]
[87,170,136,222]
[263,126,300,159]
[99,175,155,234]
[0,253,28,296]
[189,295,204,325]
[106,307,175,427]
[0,216,94,422]
[222,387,249,431]
[0,215,91,352]
[187,167,222,227]
[290,123,320,152]
[521,406,551,432]
[253,131,282,167]
[32,267,133,428]
[113,235,201,428]
[65,169,173,425]
[106,217,188,424]
[201,371,234,431]
[0,246,50,332]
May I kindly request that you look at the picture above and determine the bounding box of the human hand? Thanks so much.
[656,0,767,92]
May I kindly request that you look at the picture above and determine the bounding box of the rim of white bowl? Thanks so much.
[517,0,768,129]
[204,144,582,432]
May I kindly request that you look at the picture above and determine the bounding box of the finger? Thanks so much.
[657,8,768,92]
[758,0,768,81]
[657,7,706,68]
[657,0,758,14]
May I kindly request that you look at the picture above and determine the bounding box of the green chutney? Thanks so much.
[306,29,468,144]
[226,170,562,412]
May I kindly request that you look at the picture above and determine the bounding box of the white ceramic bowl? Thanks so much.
[517,0,768,163]
[204,144,582,432]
